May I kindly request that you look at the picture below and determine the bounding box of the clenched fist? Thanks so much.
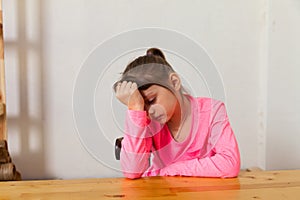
[115,81,144,110]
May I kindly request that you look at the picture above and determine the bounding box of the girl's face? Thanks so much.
[141,85,179,124]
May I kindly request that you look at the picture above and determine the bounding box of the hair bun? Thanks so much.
[146,48,166,60]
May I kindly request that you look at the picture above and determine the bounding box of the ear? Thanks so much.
[169,73,181,91]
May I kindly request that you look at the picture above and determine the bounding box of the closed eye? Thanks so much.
[147,97,156,105]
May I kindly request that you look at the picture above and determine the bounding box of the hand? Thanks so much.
[115,81,144,110]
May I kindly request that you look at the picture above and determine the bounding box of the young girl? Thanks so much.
[114,48,240,179]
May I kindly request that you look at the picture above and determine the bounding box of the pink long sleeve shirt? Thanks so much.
[120,96,240,179]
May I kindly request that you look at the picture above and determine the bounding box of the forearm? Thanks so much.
[159,151,240,178]
[120,110,153,179]
[121,135,152,179]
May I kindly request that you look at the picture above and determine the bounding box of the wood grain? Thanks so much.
[0,170,299,199]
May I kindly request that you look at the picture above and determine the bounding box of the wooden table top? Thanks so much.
[1,170,300,199]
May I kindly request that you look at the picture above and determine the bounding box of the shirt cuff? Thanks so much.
[127,110,149,127]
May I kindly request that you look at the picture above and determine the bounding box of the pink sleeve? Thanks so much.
[160,102,240,178]
[120,110,153,179]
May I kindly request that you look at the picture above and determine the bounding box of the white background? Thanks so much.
[2,0,300,179]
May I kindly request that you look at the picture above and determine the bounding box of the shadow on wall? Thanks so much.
[5,0,47,180]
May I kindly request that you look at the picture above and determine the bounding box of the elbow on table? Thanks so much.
[121,161,147,179]
[222,158,240,178]
[222,168,239,178]
[123,172,143,179]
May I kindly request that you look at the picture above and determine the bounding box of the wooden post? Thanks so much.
[0,0,7,140]
[0,0,21,181]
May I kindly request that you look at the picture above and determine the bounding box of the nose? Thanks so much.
[148,106,155,116]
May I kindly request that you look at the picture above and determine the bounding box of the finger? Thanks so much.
[131,82,138,90]
[119,81,128,91]
[125,81,133,92]
[115,82,122,92]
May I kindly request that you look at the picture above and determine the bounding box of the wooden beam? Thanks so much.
[0,0,7,140]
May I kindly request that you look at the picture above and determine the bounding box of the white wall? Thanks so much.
[266,0,300,170]
[2,0,299,180]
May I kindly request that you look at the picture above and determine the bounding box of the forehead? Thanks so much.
[140,85,163,97]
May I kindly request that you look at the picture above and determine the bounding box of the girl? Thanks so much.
[114,48,240,179]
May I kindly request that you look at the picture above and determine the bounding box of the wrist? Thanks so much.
[128,103,144,111]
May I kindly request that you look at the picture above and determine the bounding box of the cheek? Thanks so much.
[165,99,179,117]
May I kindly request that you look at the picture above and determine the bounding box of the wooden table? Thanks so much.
[0,170,300,199]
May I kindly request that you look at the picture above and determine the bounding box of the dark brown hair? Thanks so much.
[114,48,176,91]
[122,48,173,74]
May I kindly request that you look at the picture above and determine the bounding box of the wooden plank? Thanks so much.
[0,170,300,199]
[0,0,21,182]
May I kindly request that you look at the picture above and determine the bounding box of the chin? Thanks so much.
[153,116,166,124]
[160,117,168,124]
